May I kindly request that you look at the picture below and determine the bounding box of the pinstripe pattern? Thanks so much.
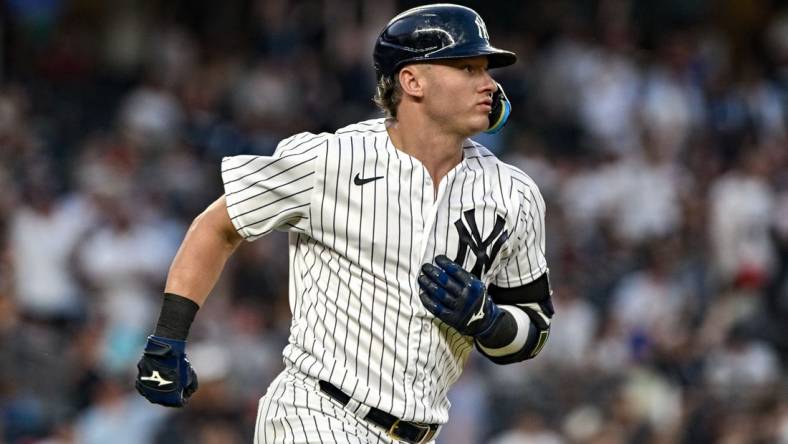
[222,118,547,440]
[257,366,406,443]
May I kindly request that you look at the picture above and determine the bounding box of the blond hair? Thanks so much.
[373,74,403,119]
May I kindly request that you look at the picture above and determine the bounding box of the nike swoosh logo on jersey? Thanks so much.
[353,173,384,185]
[467,291,487,326]
[140,371,174,387]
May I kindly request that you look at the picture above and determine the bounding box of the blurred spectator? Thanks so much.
[539,282,597,368]
[152,342,249,443]
[605,136,691,243]
[610,239,695,361]
[488,411,564,444]
[75,194,178,373]
[709,145,777,289]
[705,323,781,397]
[737,61,786,142]
[577,1,642,156]
[9,180,96,322]
[436,362,490,444]
[118,80,184,150]
[73,376,172,444]
[639,30,706,160]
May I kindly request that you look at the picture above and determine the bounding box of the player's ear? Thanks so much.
[398,65,425,99]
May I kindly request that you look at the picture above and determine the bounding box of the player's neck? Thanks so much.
[385,118,464,190]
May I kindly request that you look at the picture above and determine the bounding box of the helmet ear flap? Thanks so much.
[485,82,511,134]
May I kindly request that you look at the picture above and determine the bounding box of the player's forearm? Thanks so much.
[165,196,243,306]
[475,273,554,364]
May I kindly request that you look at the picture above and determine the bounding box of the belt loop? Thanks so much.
[344,398,371,419]
[420,426,438,443]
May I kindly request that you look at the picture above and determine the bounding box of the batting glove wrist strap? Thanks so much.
[475,309,516,347]
[418,255,502,337]
[135,335,198,408]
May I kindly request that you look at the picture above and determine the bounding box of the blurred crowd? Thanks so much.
[1,0,787,443]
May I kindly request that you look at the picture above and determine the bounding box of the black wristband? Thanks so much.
[153,293,200,340]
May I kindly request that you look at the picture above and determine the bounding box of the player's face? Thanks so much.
[420,56,496,136]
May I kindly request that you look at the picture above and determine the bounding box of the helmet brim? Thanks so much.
[481,48,518,69]
[391,45,517,74]
[430,45,517,69]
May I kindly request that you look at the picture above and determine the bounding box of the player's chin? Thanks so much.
[467,114,490,135]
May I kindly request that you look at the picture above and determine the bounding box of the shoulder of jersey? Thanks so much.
[273,129,333,155]
[334,118,388,136]
[463,138,497,162]
[331,118,388,154]
[270,119,387,158]
[465,138,541,191]
[463,138,515,174]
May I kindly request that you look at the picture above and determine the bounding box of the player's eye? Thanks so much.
[461,65,473,73]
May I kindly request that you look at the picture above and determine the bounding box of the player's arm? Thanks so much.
[418,256,553,364]
[165,195,243,306]
[137,135,321,407]
[136,195,242,407]
[474,274,553,364]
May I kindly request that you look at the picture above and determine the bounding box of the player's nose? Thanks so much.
[479,71,496,95]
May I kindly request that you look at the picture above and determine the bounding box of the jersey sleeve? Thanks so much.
[221,132,327,240]
[492,171,548,287]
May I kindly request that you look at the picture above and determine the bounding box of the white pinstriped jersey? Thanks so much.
[221,118,547,425]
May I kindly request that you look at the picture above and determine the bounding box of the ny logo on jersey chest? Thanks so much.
[453,209,508,279]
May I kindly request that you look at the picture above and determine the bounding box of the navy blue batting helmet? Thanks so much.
[373,3,517,80]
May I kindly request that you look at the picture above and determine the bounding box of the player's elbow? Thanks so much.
[477,319,551,365]
[191,195,243,251]
[480,273,554,365]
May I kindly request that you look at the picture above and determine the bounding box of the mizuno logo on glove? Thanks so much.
[141,371,174,387]
[466,291,487,327]
[136,335,199,407]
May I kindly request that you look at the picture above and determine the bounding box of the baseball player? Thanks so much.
[136,4,554,443]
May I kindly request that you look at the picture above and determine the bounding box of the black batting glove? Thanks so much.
[135,335,198,407]
[418,255,503,336]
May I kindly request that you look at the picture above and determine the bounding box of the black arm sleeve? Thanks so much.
[475,272,554,364]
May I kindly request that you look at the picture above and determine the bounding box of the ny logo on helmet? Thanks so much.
[453,209,508,279]
[475,16,489,40]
